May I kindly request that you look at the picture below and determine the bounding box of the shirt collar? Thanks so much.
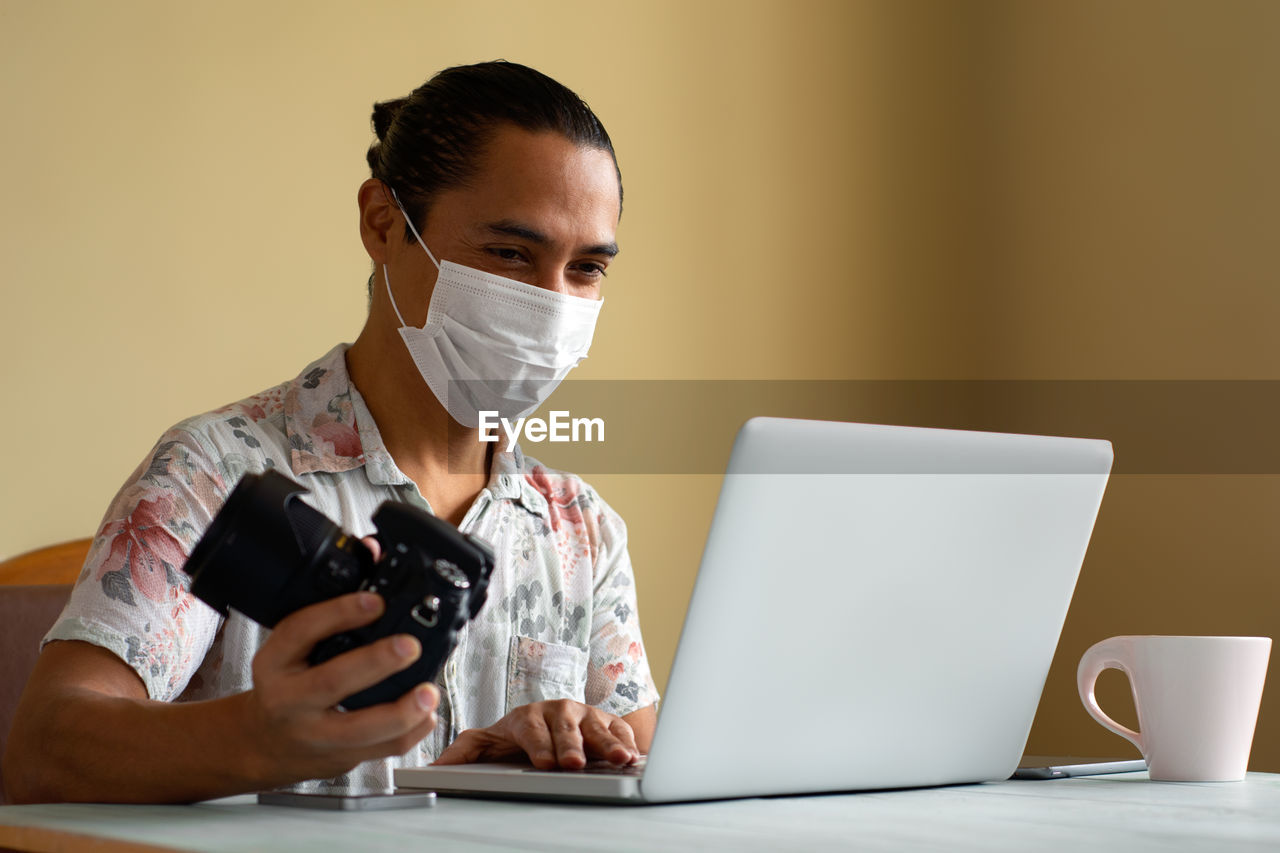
[284,344,368,478]
[495,443,548,517]
[284,344,546,517]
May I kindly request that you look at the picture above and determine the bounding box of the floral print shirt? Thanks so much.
[45,344,659,791]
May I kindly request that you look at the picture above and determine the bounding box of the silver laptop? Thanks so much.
[395,417,1113,803]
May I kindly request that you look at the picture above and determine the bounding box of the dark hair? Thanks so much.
[366,60,621,243]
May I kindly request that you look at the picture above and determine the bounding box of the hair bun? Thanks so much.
[371,97,410,142]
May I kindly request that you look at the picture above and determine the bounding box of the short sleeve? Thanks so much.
[581,488,661,717]
[44,426,231,700]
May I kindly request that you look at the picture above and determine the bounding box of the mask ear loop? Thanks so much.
[390,187,441,270]
[383,185,442,329]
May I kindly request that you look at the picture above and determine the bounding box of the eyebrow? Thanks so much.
[485,220,619,258]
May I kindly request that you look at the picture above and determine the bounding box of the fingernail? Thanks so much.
[393,635,421,659]
[359,592,383,613]
[414,683,439,712]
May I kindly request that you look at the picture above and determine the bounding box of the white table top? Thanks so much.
[2,772,1279,852]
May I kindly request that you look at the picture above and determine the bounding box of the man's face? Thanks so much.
[388,125,621,324]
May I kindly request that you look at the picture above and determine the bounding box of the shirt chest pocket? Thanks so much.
[505,635,589,713]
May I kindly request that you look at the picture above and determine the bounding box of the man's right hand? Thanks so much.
[244,591,440,787]
[2,591,439,803]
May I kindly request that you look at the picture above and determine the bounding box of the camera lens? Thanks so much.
[186,470,372,626]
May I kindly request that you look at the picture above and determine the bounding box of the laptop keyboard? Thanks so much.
[523,758,647,777]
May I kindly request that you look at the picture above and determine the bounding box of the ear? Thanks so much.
[358,178,400,264]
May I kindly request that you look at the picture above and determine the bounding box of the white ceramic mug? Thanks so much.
[1077,635,1271,782]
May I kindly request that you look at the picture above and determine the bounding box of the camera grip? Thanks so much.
[316,598,464,710]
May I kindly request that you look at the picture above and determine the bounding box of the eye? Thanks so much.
[486,247,528,263]
[572,261,608,278]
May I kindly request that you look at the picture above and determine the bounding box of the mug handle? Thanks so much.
[1076,638,1145,755]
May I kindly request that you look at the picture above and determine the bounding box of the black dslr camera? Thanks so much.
[183,469,494,710]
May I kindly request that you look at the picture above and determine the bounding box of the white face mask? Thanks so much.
[383,194,603,429]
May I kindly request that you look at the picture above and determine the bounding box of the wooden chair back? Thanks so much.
[0,539,92,586]
[0,539,90,803]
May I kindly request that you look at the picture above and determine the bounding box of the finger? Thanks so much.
[432,736,477,766]
[319,682,439,753]
[296,633,423,709]
[504,709,557,770]
[361,536,382,563]
[608,718,640,762]
[298,689,440,777]
[580,713,636,765]
[378,705,441,758]
[432,727,524,765]
[256,592,384,673]
[543,707,588,770]
[432,730,487,766]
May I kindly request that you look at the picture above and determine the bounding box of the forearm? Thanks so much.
[5,596,439,804]
[4,686,275,804]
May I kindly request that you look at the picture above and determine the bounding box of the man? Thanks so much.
[2,61,659,803]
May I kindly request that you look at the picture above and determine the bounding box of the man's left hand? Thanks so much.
[432,700,640,770]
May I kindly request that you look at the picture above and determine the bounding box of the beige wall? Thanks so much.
[2,1,1277,769]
